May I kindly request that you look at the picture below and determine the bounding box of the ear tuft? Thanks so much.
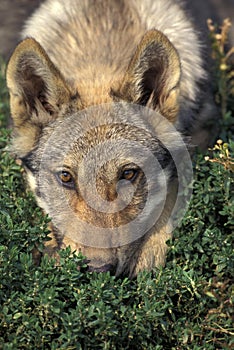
[112,30,181,122]
[6,38,76,156]
[7,38,72,123]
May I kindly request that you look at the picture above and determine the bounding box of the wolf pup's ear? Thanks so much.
[114,30,181,122]
[6,38,74,156]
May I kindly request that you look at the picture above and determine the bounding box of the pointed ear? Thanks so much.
[113,30,181,122]
[6,38,76,156]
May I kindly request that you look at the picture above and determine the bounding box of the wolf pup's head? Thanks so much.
[6,30,190,277]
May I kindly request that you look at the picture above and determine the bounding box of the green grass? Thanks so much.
[0,22,233,349]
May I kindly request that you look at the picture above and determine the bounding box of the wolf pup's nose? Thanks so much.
[88,264,115,274]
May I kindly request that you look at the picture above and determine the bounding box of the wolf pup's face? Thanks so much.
[6,31,189,277]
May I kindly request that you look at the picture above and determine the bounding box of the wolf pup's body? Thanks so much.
[7,0,216,277]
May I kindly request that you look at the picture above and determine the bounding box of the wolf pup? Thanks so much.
[6,0,216,277]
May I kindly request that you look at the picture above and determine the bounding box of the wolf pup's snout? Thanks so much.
[87,264,115,274]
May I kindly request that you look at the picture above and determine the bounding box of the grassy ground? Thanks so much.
[0,21,233,349]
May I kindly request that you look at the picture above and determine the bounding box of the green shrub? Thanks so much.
[0,21,233,349]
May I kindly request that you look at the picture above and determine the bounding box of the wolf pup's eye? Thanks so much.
[56,171,75,189]
[121,169,138,182]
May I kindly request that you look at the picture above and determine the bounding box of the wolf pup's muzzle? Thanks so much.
[87,263,115,273]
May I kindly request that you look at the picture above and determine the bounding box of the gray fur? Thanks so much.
[21,0,212,139]
[6,0,218,277]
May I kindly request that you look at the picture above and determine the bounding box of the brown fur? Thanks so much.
[6,0,217,277]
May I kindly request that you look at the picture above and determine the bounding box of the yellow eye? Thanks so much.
[60,171,72,183]
[121,169,138,181]
[57,171,75,188]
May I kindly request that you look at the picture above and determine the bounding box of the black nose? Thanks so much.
[87,264,115,273]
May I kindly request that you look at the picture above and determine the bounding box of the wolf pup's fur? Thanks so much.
[7,0,216,277]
